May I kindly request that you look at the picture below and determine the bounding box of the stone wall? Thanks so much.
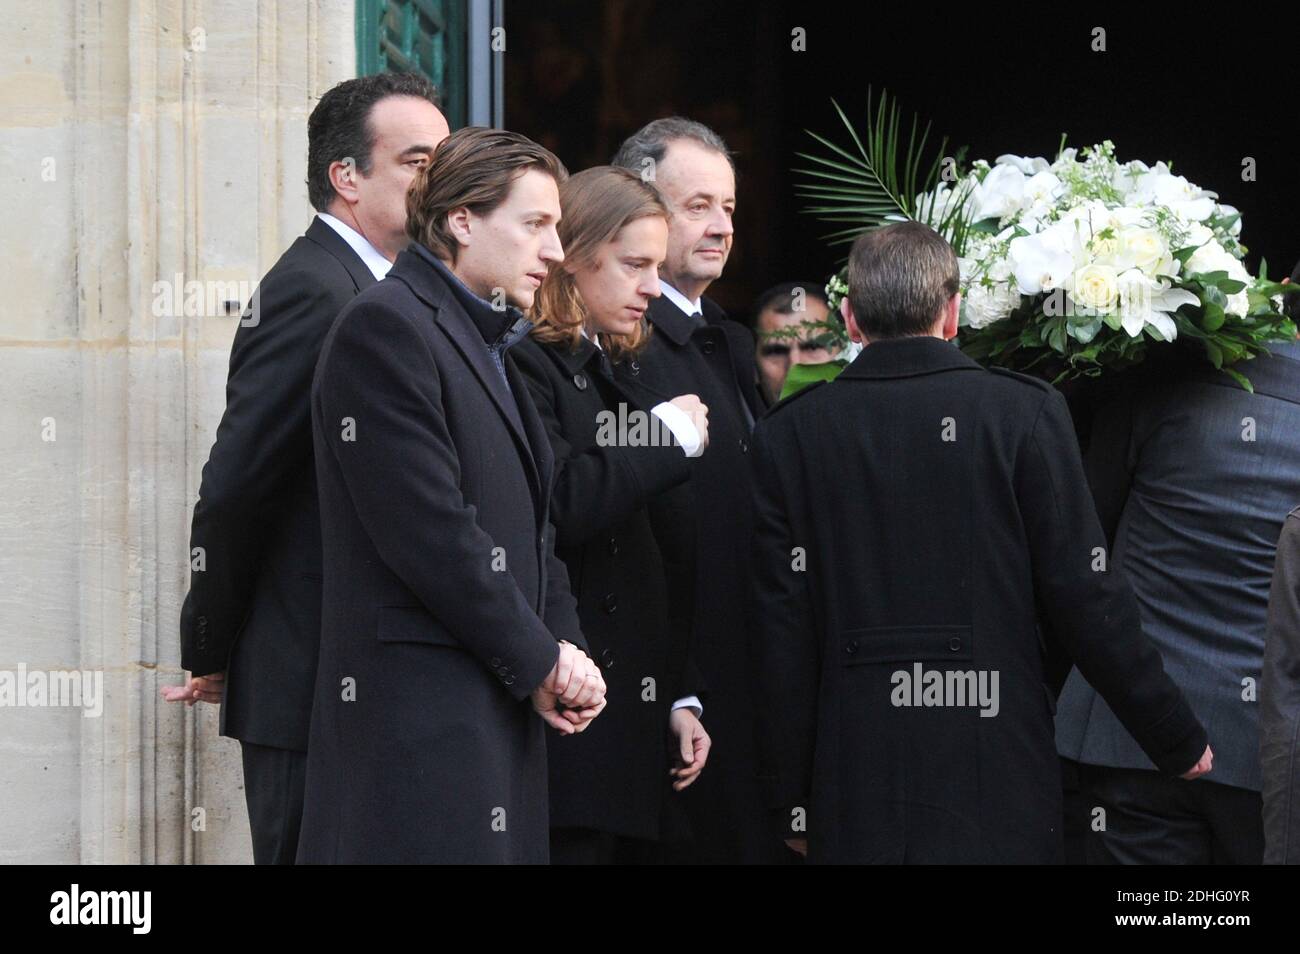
[0,0,354,863]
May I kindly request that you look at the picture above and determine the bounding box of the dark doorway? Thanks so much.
[505,4,1297,324]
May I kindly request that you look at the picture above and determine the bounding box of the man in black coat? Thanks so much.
[750,221,1212,864]
[611,119,775,863]
[166,73,448,864]
[295,128,606,864]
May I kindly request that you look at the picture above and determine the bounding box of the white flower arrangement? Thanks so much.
[799,94,1297,390]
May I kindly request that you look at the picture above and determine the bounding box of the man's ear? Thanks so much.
[446,206,473,248]
[328,157,361,207]
[841,296,864,343]
[940,293,961,340]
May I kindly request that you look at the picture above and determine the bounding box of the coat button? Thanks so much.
[948,637,962,652]
[600,648,616,670]
[629,360,640,376]
[603,593,617,614]
[739,438,748,453]
[573,372,588,391]
[490,657,501,667]
[503,674,515,686]
[607,536,619,555]
[845,639,858,655]
[702,340,715,354]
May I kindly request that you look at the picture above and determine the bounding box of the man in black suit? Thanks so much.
[296,128,606,864]
[611,119,775,863]
[164,73,448,864]
[750,221,1212,863]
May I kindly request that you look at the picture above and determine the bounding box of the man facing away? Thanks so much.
[1058,265,1300,864]
[166,73,448,864]
[750,221,1212,864]
[296,128,606,864]
[610,118,776,863]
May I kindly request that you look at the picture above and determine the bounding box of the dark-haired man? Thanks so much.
[750,221,1211,863]
[297,128,605,864]
[165,73,448,864]
[752,281,834,403]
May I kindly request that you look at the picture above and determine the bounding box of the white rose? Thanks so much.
[1122,228,1168,274]
[1071,263,1120,312]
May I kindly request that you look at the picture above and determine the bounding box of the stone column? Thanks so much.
[0,0,354,864]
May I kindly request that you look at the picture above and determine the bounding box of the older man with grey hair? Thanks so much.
[611,118,774,863]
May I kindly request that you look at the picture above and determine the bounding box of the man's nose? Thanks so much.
[707,208,733,238]
[639,273,661,298]
[542,227,564,264]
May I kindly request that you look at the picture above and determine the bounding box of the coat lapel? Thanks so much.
[434,310,543,503]
[505,353,553,510]
[304,216,380,294]
[388,249,545,506]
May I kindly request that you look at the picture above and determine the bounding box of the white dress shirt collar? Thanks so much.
[316,213,392,281]
[658,279,702,318]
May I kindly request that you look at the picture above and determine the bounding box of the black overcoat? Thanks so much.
[513,334,697,839]
[750,336,1207,864]
[296,247,585,864]
[613,294,782,862]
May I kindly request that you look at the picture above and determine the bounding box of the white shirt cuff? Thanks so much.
[650,402,703,457]
[671,695,703,718]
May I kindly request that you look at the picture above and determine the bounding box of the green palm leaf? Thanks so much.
[795,90,975,255]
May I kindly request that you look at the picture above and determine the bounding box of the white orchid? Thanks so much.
[971,164,1028,223]
[1129,167,1217,221]
[1115,269,1198,339]
[995,153,1050,176]
[1010,229,1076,295]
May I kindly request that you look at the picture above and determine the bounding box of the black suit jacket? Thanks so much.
[180,216,377,751]
[513,334,698,840]
[612,293,781,862]
[295,246,585,864]
[750,336,1206,864]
